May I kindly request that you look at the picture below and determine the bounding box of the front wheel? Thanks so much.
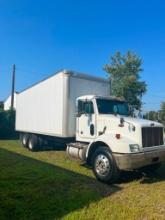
[91,146,120,184]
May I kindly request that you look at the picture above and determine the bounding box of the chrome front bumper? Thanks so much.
[113,146,165,170]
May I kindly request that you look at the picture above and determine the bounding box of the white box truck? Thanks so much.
[16,70,165,183]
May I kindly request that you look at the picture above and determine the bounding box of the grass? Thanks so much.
[0,140,165,220]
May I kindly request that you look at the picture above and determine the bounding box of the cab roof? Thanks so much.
[77,95,125,102]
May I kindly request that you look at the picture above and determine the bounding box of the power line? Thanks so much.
[16,66,49,77]
[143,103,162,105]
[144,93,165,99]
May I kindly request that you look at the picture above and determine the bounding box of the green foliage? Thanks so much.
[159,102,165,126]
[0,101,4,110]
[0,109,18,139]
[143,111,159,121]
[104,51,147,110]
[144,102,165,126]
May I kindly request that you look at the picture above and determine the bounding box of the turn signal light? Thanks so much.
[116,134,121,139]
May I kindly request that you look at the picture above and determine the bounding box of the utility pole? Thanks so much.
[11,64,16,110]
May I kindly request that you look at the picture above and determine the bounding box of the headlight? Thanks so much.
[129,144,140,153]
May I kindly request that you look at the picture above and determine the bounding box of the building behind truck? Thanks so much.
[16,70,165,184]
[4,92,18,111]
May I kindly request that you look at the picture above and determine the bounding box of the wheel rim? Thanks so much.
[23,137,26,145]
[95,154,110,176]
[29,140,33,150]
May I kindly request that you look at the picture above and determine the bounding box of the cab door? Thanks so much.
[76,100,96,141]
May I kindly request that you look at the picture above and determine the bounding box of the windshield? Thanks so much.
[96,99,130,116]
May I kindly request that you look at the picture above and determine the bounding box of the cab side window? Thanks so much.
[84,101,94,114]
[78,101,94,114]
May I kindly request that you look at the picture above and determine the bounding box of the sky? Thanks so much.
[0,0,165,112]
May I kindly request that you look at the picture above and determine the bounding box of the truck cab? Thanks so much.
[67,95,165,183]
[76,95,131,142]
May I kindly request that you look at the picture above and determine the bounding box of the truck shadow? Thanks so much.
[34,140,165,186]
[139,164,165,184]
[37,142,165,185]
[0,148,121,220]
[39,142,67,151]
[118,163,165,184]
[37,142,67,152]
[82,163,165,185]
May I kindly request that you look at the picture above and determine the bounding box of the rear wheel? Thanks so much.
[20,133,29,148]
[28,134,40,151]
[91,146,120,184]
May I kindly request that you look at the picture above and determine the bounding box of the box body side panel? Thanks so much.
[16,73,65,136]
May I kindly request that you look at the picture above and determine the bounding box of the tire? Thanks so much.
[91,146,120,184]
[20,133,29,148]
[28,134,40,151]
[140,163,162,174]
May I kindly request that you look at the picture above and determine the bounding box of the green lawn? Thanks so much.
[0,140,165,220]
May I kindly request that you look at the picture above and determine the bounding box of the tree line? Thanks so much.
[0,107,18,139]
[143,102,165,126]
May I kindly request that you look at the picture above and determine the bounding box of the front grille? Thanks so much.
[142,127,164,148]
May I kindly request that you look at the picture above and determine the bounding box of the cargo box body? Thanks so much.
[16,70,110,138]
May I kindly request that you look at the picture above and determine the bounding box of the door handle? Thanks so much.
[90,124,94,136]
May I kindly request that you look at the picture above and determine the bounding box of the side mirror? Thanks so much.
[76,112,81,117]
[113,106,118,115]
[76,111,84,117]
[129,105,134,116]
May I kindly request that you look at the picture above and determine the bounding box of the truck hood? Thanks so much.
[121,116,163,128]
[98,114,163,128]
[96,114,164,152]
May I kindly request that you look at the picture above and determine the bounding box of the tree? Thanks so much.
[0,101,4,110]
[104,51,147,110]
[0,109,18,139]
[160,102,165,126]
[144,111,159,121]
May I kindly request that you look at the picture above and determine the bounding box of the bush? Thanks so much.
[0,109,18,139]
